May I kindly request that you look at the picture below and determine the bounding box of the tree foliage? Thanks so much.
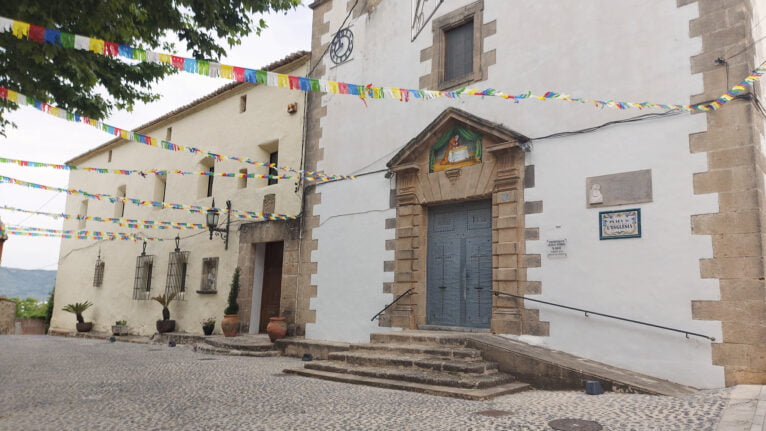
[0,0,300,133]
[224,267,240,315]
[11,296,48,318]
[44,288,54,332]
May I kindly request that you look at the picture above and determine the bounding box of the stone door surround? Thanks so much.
[384,108,548,335]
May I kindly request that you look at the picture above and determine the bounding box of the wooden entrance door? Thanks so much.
[426,200,492,328]
[258,241,283,332]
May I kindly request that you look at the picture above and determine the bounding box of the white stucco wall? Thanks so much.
[306,173,395,342]
[308,1,724,387]
[51,59,308,336]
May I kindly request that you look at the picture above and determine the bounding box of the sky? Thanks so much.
[0,5,313,270]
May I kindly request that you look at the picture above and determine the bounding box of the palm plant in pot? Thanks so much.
[151,292,177,333]
[62,301,93,332]
[221,267,240,337]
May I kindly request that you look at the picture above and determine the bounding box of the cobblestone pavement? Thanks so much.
[0,336,729,430]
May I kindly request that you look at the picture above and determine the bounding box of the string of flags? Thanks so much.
[0,87,352,182]
[5,226,166,241]
[1,15,764,112]
[0,205,208,230]
[0,175,297,221]
[0,156,301,180]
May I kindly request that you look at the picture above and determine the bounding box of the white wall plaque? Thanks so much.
[546,239,567,257]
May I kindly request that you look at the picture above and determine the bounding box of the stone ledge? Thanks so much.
[465,334,699,397]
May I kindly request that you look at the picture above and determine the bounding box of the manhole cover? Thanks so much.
[548,419,602,431]
[475,410,512,417]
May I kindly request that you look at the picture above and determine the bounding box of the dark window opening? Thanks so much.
[444,20,474,83]
[207,166,215,197]
[268,151,279,186]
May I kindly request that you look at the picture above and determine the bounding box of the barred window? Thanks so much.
[93,257,105,288]
[133,254,154,300]
[166,250,189,300]
[200,257,219,292]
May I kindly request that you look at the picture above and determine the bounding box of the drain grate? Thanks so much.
[147,349,163,352]
[474,410,512,417]
[548,419,603,431]
[197,357,217,361]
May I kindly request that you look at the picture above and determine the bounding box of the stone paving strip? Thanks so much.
[715,385,766,430]
[0,335,733,430]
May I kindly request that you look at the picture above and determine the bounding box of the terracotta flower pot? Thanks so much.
[156,320,176,334]
[266,317,287,342]
[76,322,93,333]
[221,314,239,337]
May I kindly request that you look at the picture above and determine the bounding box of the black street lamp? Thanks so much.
[206,199,231,250]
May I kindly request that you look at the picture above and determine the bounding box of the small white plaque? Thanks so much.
[547,239,567,258]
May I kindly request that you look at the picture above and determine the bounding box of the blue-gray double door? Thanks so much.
[426,200,492,328]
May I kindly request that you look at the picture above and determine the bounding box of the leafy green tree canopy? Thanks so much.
[0,0,300,133]
[11,297,47,318]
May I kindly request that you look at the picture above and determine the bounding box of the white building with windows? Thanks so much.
[292,0,766,389]
[50,52,310,336]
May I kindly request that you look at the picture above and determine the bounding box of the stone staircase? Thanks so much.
[193,334,280,357]
[284,331,530,400]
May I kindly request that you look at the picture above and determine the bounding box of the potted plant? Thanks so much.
[62,301,93,332]
[200,317,216,336]
[220,268,240,337]
[151,292,177,334]
[112,320,128,336]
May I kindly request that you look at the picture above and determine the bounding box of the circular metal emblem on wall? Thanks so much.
[330,28,354,64]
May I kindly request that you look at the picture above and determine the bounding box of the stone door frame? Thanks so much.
[384,108,544,335]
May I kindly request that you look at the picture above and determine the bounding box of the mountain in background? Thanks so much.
[0,267,56,301]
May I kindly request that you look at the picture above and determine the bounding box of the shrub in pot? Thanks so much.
[221,268,240,337]
[200,317,215,336]
[151,292,177,333]
[62,301,93,333]
[112,320,128,336]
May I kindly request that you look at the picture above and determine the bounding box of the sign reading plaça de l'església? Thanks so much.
[599,208,641,240]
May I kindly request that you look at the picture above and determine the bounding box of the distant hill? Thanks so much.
[0,267,56,301]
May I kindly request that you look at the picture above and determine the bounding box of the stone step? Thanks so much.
[349,342,482,359]
[284,367,530,401]
[329,351,497,374]
[370,331,469,347]
[303,361,512,389]
[203,336,275,352]
[193,343,280,358]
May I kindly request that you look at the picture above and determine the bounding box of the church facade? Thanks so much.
[294,0,766,389]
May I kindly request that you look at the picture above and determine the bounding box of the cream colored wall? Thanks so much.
[50,59,308,336]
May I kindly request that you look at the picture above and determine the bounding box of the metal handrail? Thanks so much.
[371,288,415,321]
[491,290,716,341]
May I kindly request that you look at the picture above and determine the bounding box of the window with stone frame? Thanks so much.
[422,1,494,91]
[200,257,219,292]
